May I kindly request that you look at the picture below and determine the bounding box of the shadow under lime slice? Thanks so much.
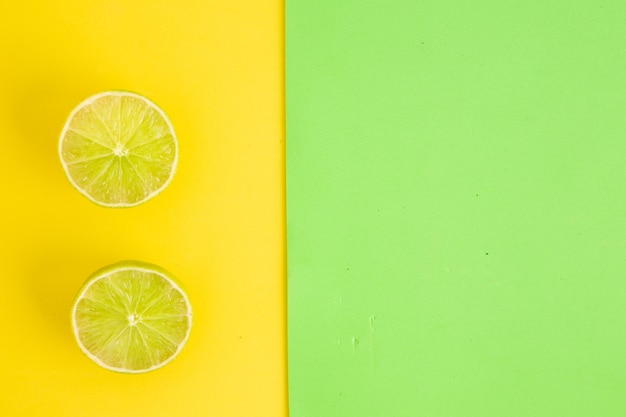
[58,91,178,207]
[72,261,192,373]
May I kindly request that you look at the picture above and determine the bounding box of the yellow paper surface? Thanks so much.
[0,1,285,416]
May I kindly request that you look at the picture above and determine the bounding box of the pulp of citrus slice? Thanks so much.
[58,91,178,207]
[71,261,192,373]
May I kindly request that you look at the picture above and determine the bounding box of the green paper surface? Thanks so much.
[287,1,626,415]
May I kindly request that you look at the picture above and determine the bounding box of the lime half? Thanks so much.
[72,261,192,373]
[58,91,178,207]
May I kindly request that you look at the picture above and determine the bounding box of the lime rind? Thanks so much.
[58,91,178,208]
[71,261,192,374]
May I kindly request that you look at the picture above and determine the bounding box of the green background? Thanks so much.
[287,1,626,415]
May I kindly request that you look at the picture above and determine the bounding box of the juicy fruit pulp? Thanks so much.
[72,261,192,373]
[59,91,178,207]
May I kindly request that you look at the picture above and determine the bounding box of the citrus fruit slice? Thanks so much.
[58,91,178,207]
[71,261,192,373]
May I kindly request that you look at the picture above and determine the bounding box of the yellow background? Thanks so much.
[0,1,285,416]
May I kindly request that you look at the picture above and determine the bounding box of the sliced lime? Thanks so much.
[58,91,178,207]
[72,261,192,373]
